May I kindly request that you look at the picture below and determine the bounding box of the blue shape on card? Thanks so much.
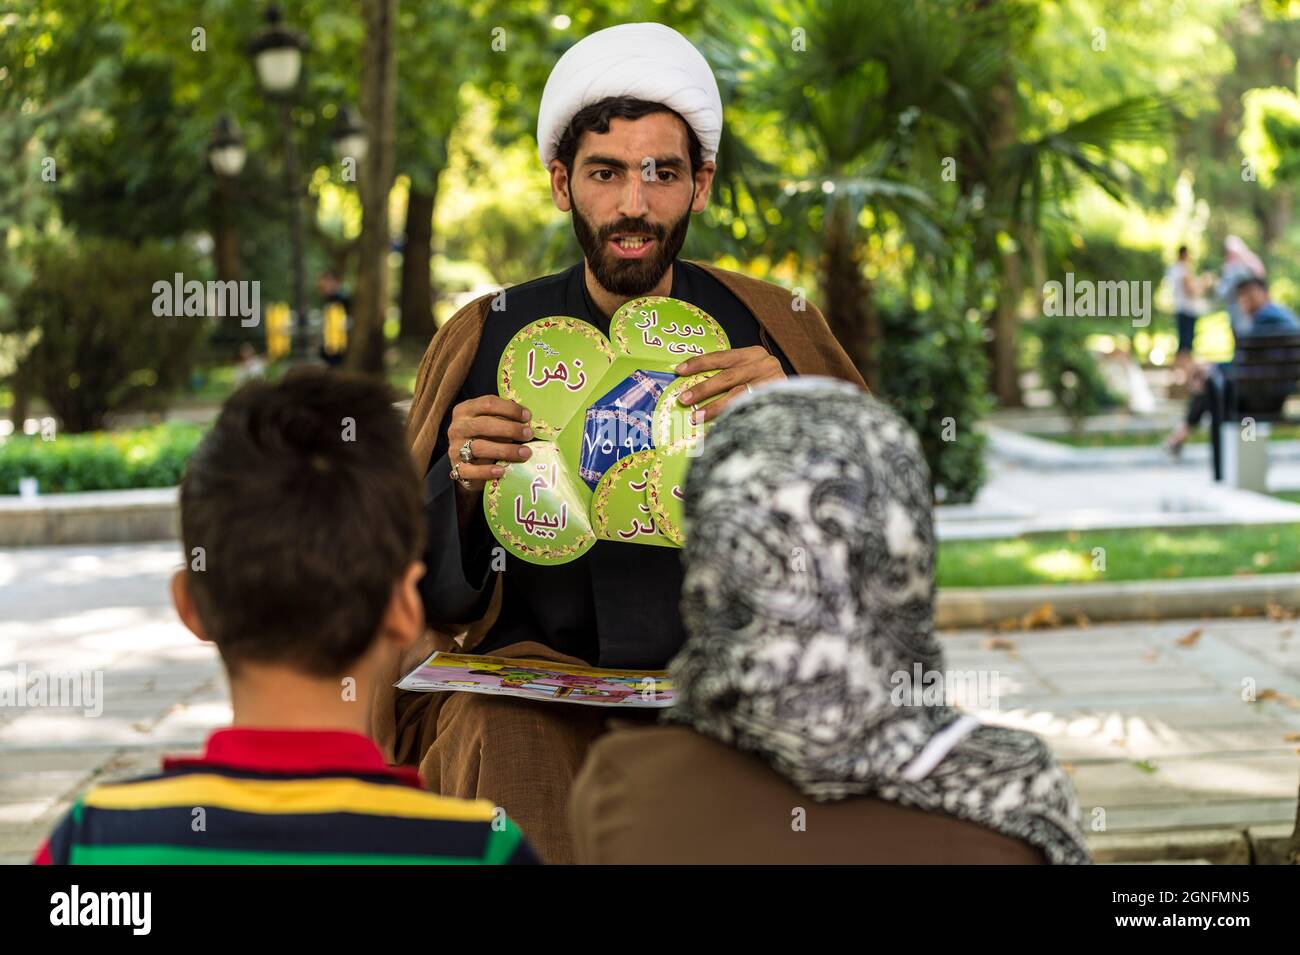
[578,370,675,488]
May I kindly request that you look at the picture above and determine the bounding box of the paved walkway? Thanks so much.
[947,619,1300,855]
[2,541,1298,863]
[936,416,1300,539]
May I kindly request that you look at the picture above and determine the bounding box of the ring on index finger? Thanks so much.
[458,439,475,463]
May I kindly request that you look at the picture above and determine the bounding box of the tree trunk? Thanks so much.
[821,204,877,391]
[986,66,1024,408]
[994,244,1023,406]
[10,365,29,431]
[347,0,398,377]
[399,183,437,341]
[1253,190,1292,258]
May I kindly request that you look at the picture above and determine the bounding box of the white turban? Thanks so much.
[536,22,723,171]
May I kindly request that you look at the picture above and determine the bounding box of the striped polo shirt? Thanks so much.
[32,728,539,865]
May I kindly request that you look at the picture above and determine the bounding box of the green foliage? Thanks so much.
[14,235,207,432]
[1240,84,1300,188]
[877,304,991,504]
[1032,315,1115,431]
[0,422,204,494]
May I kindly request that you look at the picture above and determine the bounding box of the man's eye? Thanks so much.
[657,171,677,182]
[592,169,615,182]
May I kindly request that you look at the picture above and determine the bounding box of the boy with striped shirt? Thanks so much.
[34,370,537,865]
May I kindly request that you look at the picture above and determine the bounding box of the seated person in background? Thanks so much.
[1166,275,1300,458]
[570,378,1091,865]
[34,370,536,865]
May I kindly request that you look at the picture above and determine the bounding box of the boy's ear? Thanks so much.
[380,561,426,651]
[170,569,211,643]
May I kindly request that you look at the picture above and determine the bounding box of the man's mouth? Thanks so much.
[607,233,656,260]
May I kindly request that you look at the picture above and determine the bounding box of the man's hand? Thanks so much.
[673,346,785,425]
[446,395,534,495]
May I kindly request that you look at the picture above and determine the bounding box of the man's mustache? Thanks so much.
[601,222,662,240]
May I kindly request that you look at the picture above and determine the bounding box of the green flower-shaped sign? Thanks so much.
[484,296,726,565]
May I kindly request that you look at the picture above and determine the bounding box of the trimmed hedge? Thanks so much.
[0,422,204,495]
[877,303,992,505]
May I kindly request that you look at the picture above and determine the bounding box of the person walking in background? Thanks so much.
[1216,234,1267,338]
[232,342,267,386]
[1166,245,1212,382]
[570,378,1091,865]
[317,270,352,368]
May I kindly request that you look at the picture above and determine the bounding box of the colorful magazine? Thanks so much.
[396,651,674,708]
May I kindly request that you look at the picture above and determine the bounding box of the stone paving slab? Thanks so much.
[1,541,1298,863]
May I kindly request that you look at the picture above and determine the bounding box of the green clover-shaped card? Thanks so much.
[484,297,726,565]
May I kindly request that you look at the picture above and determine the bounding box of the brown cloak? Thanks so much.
[371,260,867,765]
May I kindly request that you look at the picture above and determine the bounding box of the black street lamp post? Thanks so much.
[249,4,311,362]
[207,115,247,287]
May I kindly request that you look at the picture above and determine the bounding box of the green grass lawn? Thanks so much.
[936,524,1300,588]
[1033,423,1300,448]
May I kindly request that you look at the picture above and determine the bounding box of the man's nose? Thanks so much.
[617,172,651,220]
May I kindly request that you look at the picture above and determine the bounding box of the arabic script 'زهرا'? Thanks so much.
[527,348,588,391]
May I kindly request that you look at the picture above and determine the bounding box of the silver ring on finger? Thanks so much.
[458,439,475,463]
[744,382,754,395]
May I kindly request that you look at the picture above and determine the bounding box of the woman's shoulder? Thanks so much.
[574,722,747,808]
[584,722,718,772]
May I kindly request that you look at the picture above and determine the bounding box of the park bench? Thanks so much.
[1211,331,1300,491]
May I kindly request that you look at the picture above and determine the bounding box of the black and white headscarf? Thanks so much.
[664,377,1091,864]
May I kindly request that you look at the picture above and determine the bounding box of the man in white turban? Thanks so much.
[372,21,866,864]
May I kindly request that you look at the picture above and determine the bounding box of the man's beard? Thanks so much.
[571,194,693,297]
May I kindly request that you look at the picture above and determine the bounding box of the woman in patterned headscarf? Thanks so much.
[570,377,1091,864]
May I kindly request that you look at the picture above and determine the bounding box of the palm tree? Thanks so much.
[704,0,1170,402]
[702,0,1001,391]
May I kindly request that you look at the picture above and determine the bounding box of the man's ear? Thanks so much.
[549,159,572,212]
[691,160,716,214]
[170,569,211,643]
[380,561,426,652]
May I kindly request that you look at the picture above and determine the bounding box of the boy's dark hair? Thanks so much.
[1177,244,1188,258]
[180,369,424,677]
[1234,275,1268,296]
[553,96,705,176]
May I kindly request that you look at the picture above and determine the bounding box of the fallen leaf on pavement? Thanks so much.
[1175,628,1202,648]
[1266,602,1296,620]
[1021,603,1060,630]
[1257,689,1300,709]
